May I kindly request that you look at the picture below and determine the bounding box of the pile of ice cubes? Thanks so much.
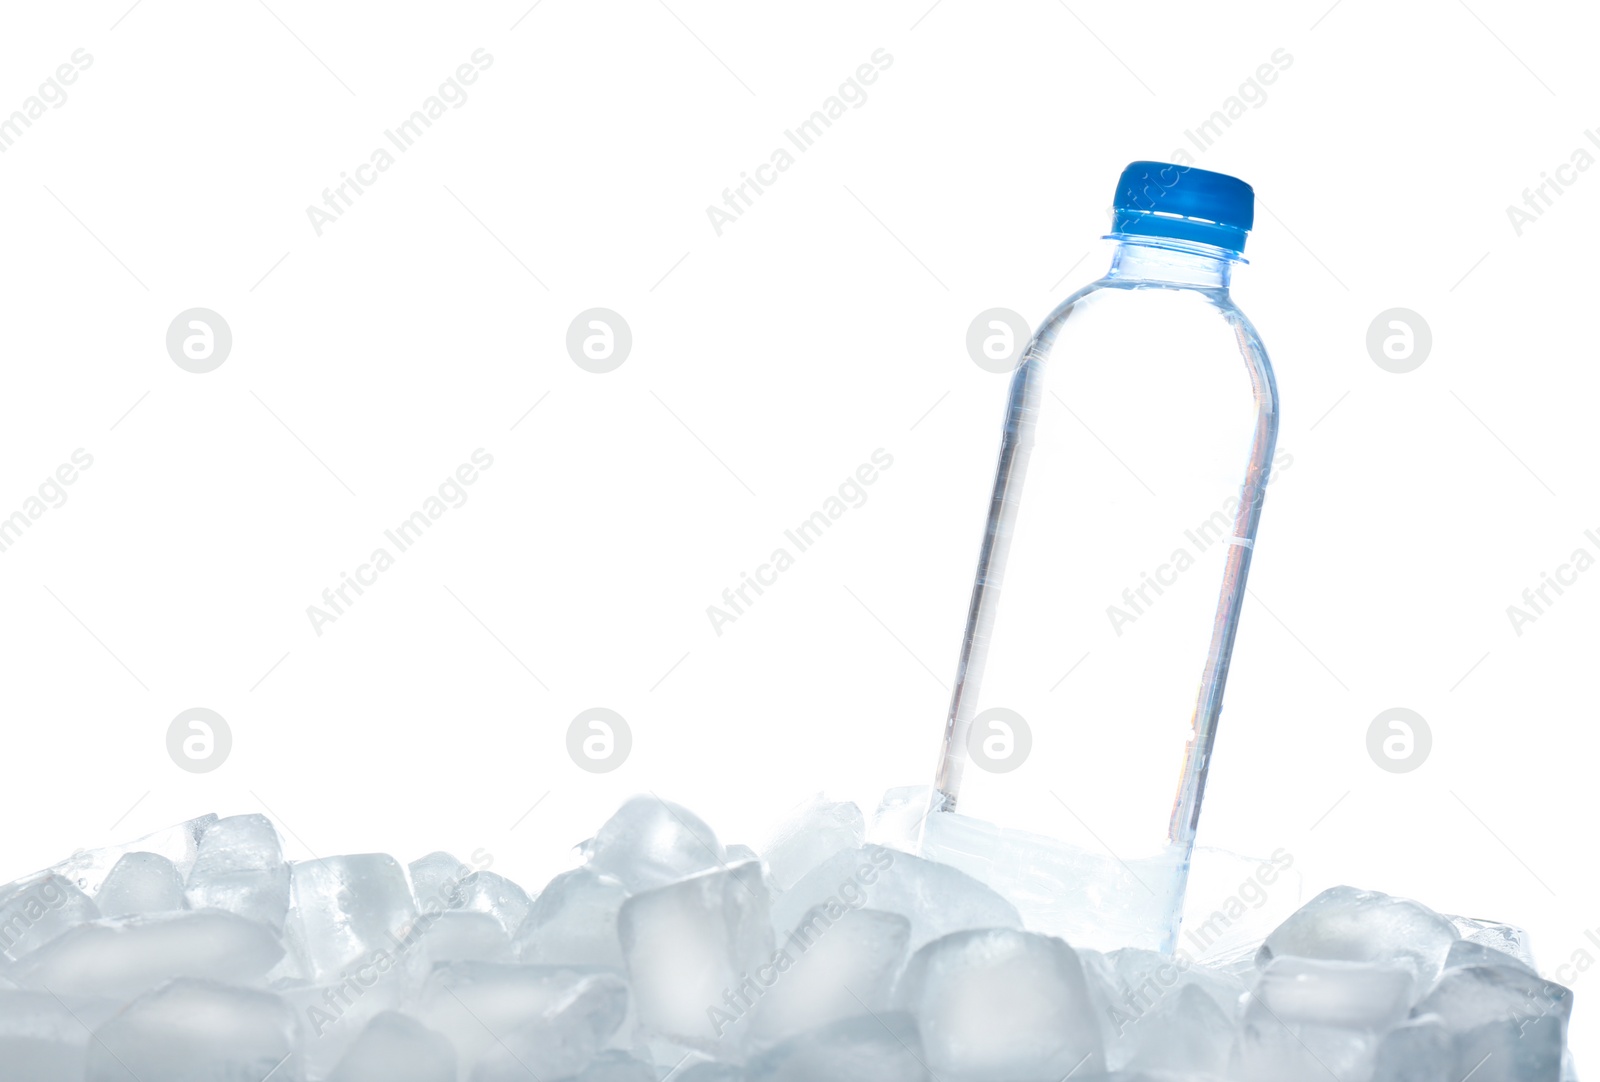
[0,794,1577,1081]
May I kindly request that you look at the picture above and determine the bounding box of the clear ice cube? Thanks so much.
[1415,963,1572,1082]
[326,1011,457,1082]
[95,852,187,918]
[1121,983,1233,1074]
[12,909,283,1000]
[85,978,302,1082]
[511,867,627,968]
[1445,937,1536,974]
[1229,956,1416,1081]
[1371,1015,1454,1082]
[417,962,628,1077]
[417,910,512,965]
[1258,885,1457,987]
[409,852,470,913]
[0,990,118,1082]
[747,1012,930,1082]
[50,814,217,897]
[185,813,291,930]
[895,928,1105,1082]
[759,796,865,891]
[748,905,910,1046]
[563,1050,657,1081]
[448,870,532,936]
[676,1065,749,1082]
[619,862,774,1048]
[1093,948,1239,1071]
[584,796,726,892]
[277,969,408,1079]
[0,874,98,962]
[770,845,1019,954]
[1449,913,1538,970]
[284,854,419,984]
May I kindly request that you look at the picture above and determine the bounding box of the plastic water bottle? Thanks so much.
[928,162,1281,951]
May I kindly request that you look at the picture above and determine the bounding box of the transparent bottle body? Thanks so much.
[931,238,1279,949]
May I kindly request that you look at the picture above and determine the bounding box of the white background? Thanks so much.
[0,0,1595,1060]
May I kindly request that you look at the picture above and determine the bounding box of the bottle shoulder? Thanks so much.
[1024,278,1279,415]
[1037,278,1271,356]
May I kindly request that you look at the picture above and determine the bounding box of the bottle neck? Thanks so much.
[1105,238,1234,290]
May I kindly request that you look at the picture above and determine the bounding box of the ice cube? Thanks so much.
[1121,984,1232,1074]
[1445,937,1536,974]
[726,844,758,862]
[760,796,865,891]
[417,910,512,965]
[1371,1015,1454,1082]
[417,962,628,1076]
[895,928,1104,1081]
[1229,956,1416,1081]
[619,862,774,1048]
[1415,963,1572,1082]
[512,867,627,968]
[12,909,283,1000]
[676,1065,749,1082]
[748,905,910,1046]
[285,855,419,984]
[1258,885,1458,986]
[185,813,291,929]
[1449,913,1538,969]
[326,1011,457,1082]
[0,989,118,1082]
[747,1012,929,1082]
[867,786,933,852]
[50,814,217,896]
[563,1050,657,1081]
[277,967,410,1079]
[1104,948,1238,1023]
[0,874,98,962]
[448,870,531,935]
[584,795,726,891]
[85,978,302,1082]
[771,845,1019,954]
[95,852,186,918]
[1089,949,1238,1071]
[410,852,470,913]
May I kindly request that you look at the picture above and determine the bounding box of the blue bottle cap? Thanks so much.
[1111,161,1254,254]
